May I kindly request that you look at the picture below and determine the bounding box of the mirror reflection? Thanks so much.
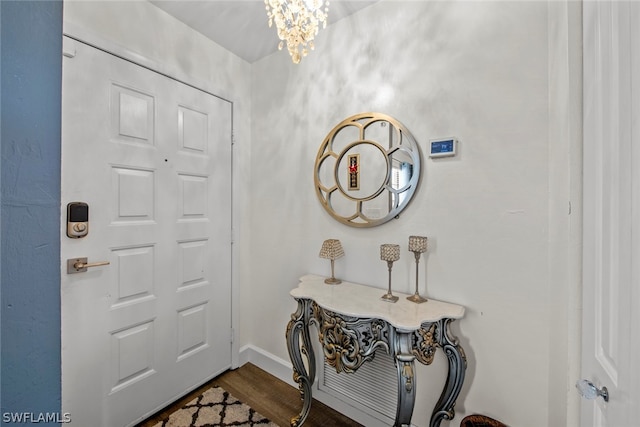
[314,113,422,227]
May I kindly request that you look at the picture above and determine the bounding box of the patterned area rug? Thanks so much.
[152,386,279,427]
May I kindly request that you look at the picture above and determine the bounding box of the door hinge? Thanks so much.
[230,328,235,344]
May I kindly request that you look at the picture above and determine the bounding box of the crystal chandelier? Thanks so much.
[264,0,329,64]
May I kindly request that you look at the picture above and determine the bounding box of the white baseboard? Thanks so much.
[238,345,392,427]
[238,344,296,388]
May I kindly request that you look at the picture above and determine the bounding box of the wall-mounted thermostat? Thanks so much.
[429,138,457,158]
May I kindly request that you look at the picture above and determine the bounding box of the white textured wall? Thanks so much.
[250,1,578,426]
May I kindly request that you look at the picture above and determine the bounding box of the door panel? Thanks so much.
[581,2,638,426]
[61,37,232,427]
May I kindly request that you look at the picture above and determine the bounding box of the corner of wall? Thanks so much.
[546,1,584,426]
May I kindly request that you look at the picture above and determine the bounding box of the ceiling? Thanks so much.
[150,0,378,63]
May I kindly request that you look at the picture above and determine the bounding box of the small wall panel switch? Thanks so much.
[429,138,457,158]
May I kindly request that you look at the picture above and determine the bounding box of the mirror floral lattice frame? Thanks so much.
[314,112,422,227]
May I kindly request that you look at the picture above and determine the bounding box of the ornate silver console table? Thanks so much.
[286,275,466,427]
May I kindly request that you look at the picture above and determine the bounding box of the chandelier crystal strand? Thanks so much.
[265,0,329,64]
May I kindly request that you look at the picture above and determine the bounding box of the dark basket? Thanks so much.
[460,414,507,427]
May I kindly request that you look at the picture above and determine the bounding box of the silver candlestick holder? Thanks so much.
[380,244,400,303]
[407,235,428,303]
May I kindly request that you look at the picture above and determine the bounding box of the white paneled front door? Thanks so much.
[581,1,639,426]
[61,37,232,427]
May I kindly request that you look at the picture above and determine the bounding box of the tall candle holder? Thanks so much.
[380,244,400,303]
[407,235,428,303]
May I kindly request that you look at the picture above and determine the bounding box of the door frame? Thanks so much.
[632,3,640,417]
[60,26,240,372]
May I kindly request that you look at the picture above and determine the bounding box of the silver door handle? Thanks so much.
[67,257,110,274]
[576,379,609,402]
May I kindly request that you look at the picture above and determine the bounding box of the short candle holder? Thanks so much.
[380,244,400,303]
[407,235,428,304]
[319,239,344,284]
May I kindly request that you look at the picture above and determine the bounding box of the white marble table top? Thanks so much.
[290,274,465,331]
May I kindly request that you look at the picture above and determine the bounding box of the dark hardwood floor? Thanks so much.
[136,363,363,427]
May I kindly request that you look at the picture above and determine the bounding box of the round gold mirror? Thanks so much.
[314,113,422,227]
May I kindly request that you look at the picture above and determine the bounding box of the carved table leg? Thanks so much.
[430,318,467,427]
[393,331,417,427]
[286,299,316,427]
